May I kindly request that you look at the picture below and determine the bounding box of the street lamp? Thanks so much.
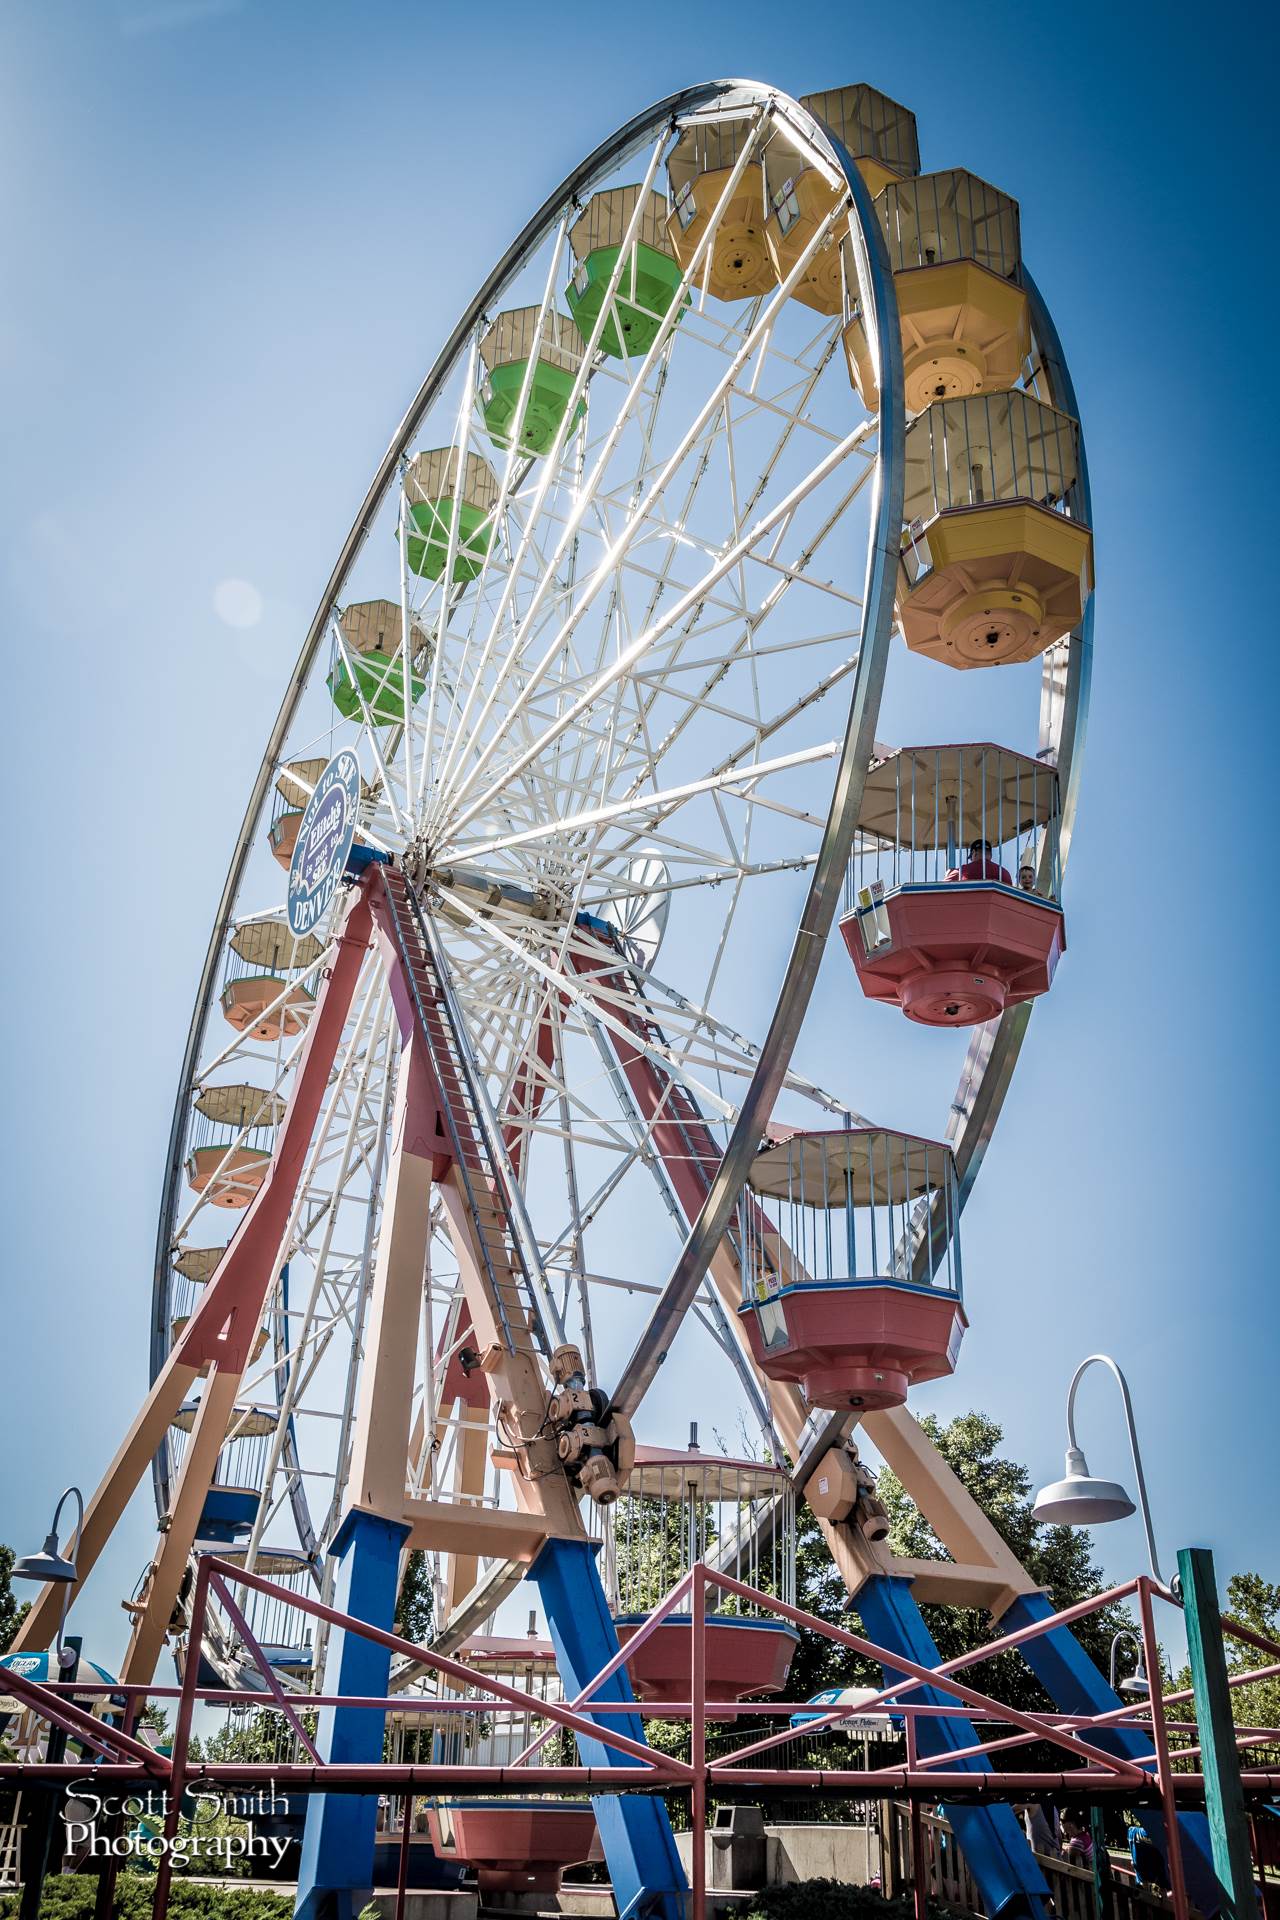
[12,1489,85,1920]
[1109,1628,1150,1698]
[13,1486,84,1670]
[1031,1354,1166,1586]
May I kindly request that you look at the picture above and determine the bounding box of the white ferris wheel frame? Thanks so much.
[146,79,1092,1658]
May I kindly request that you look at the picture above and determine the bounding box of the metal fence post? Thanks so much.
[152,1558,209,1920]
[19,1636,80,1920]
[691,1563,706,1920]
[395,1791,413,1920]
[1136,1577,1190,1920]
[95,1697,140,1920]
[1090,1805,1113,1920]
[905,1719,929,1920]
[1178,1546,1256,1920]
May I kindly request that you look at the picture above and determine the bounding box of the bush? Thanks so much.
[743,1882,968,1920]
[0,1876,295,1920]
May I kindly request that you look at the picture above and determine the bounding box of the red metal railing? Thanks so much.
[6,1554,1280,1920]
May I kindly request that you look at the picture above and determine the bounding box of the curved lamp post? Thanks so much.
[1031,1354,1165,1586]
[1108,1627,1150,1698]
[14,1486,84,1669]
[12,1488,86,1920]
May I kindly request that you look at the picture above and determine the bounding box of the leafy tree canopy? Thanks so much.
[394,1548,433,1646]
[1172,1569,1280,1758]
[0,1545,30,1655]
[190,1707,312,1765]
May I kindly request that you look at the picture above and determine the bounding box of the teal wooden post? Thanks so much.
[1090,1806,1112,1920]
[1179,1546,1256,1920]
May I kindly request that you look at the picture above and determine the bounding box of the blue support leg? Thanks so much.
[1002,1592,1220,1915]
[528,1538,687,1920]
[295,1510,411,1920]
[857,1575,1052,1920]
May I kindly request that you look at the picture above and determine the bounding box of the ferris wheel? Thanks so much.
[136,77,1091,1691]
[14,75,1092,1768]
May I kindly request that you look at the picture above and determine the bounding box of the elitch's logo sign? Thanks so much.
[287,751,361,938]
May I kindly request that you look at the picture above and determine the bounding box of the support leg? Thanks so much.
[298,1027,437,1920]
[856,1574,1051,1920]
[122,1366,243,1682]
[295,1509,411,1920]
[1001,1590,1220,1914]
[528,1537,687,1920]
[13,890,373,1661]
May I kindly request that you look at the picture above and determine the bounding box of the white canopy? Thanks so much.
[274,757,328,810]
[172,1245,226,1283]
[858,743,1058,848]
[230,918,324,972]
[171,1398,277,1439]
[193,1082,287,1129]
[212,1544,312,1578]
[624,1445,789,1501]
[749,1127,951,1207]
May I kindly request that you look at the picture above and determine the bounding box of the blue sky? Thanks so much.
[1,0,1276,1671]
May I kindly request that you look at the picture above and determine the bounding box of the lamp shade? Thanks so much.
[1031,1447,1136,1526]
[13,1533,77,1585]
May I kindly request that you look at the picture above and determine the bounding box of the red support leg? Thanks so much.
[152,1557,210,1920]
[906,1719,929,1920]
[1138,1578,1190,1920]
[395,1792,413,1920]
[692,1563,707,1920]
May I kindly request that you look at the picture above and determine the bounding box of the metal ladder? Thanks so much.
[378,865,553,1363]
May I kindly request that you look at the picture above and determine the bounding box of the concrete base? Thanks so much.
[355,1884,754,1920]
[479,1888,616,1916]
[676,1823,879,1891]
[356,1894,477,1920]
[356,1892,732,1920]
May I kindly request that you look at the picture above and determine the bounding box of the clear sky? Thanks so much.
[1,0,1276,1672]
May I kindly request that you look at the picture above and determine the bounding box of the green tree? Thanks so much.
[0,1545,30,1654]
[1171,1569,1280,1764]
[393,1548,434,1645]
[608,1494,717,1614]
[190,1707,314,1765]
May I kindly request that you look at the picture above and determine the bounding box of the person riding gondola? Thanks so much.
[945,837,1012,884]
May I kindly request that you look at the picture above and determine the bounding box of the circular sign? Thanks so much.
[287,750,361,938]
